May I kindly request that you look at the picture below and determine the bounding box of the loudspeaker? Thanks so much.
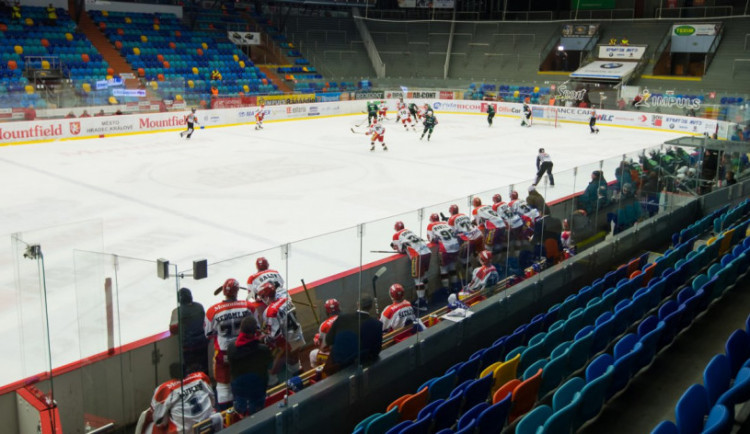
[157,258,169,280]
[193,259,207,280]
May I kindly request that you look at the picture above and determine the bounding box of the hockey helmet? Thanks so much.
[510,190,519,200]
[257,281,277,303]
[472,197,482,207]
[449,204,459,215]
[429,213,440,223]
[256,257,269,271]
[394,221,405,231]
[222,278,240,298]
[389,283,405,302]
[492,193,503,204]
[479,250,492,265]
[325,298,340,316]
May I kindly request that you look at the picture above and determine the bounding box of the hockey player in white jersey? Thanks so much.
[368,119,388,151]
[426,213,461,293]
[398,106,416,131]
[391,221,432,311]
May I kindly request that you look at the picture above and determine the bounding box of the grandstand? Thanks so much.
[2,0,750,433]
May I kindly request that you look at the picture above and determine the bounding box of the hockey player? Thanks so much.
[447,204,484,278]
[367,100,379,124]
[180,108,198,139]
[495,201,526,252]
[378,101,388,122]
[420,111,437,141]
[391,221,432,311]
[399,105,416,131]
[534,148,555,187]
[204,278,258,410]
[367,118,388,151]
[146,363,215,433]
[486,104,495,127]
[254,103,265,130]
[471,197,509,255]
[426,213,461,292]
[395,97,406,122]
[463,250,500,296]
[491,193,505,212]
[521,103,532,127]
[380,283,418,333]
[508,190,521,213]
[589,110,600,134]
[309,299,340,368]
[257,282,305,384]
[408,102,420,124]
[247,257,286,301]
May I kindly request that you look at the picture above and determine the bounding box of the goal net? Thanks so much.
[531,106,558,128]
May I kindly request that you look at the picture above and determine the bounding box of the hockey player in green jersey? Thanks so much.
[367,101,379,124]
[420,112,438,141]
[486,104,495,127]
[408,103,419,124]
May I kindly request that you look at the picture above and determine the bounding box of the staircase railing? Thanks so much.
[444,10,456,79]
[538,25,561,70]
[352,7,385,78]
[648,26,673,75]
[703,23,724,76]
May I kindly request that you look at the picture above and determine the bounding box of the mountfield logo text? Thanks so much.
[139,116,185,129]
[0,124,62,140]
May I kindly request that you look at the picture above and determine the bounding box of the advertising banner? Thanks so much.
[227,31,261,46]
[398,0,454,8]
[355,91,385,100]
[561,23,599,37]
[597,45,647,60]
[570,61,638,80]
[672,23,719,36]
[257,94,316,105]
[317,93,342,102]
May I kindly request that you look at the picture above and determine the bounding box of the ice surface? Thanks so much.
[0,113,682,386]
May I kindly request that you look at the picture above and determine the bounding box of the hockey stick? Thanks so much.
[300,279,320,326]
[370,250,397,254]
[440,212,449,222]
[213,285,248,296]
[372,266,386,316]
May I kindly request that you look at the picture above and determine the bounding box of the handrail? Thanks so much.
[648,25,673,75]
[656,5,733,19]
[563,8,635,21]
[352,7,386,78]
[538,24,562,70]
[704,23,724,76]
[444,9,456,79]
[579,31,601,65]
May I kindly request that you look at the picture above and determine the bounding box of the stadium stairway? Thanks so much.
[257,65,291,93]
[73,1,140,89]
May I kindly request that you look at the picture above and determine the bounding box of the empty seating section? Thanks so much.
[352,199,750,434]
[366,20,451,80]
[0,6,109,108]
[89,9,276,104]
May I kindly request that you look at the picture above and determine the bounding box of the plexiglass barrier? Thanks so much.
[4,141,745,432]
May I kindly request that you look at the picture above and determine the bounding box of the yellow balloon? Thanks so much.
[140,35,148,43]
[533,86,540,93]
[150,81,158,90]
[243,84,249,93]
[192,67,199,75]
[175,94,183,101]
[108,96,118,104]
[201,42,208,50]
[188,80,194,88]
[65,33,73,41]
[133,47,141,55]
[233,54,239,62]
[82,83,91,92]
[24,85,34,94]
[14,45,22,55]
[42,60,50,69]
[513,90,519,98]
[238,60,245,68]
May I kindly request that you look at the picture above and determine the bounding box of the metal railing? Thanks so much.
[704,24,725,76]
[744,34,750,51]
[538,24,562,70]
[563,8,635,21]
[656,5,734,19]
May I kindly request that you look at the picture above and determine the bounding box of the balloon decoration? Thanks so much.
[81,53,90,63]
[82,83,91,92]
[14,45,23,55]
[115,41,123,50]
[25,85,34,94]
[137,68,145,77]
[192,67,199,75]
[41,60,50,69]
[140,35,148,43]
[7,60,17,70]
[41,38,49,47]
[163,61,170,69]
[196,48,203,56]
[169,42,176,49]
[133,47,140,55]
[65,33,73,41]
[187,80,194,88]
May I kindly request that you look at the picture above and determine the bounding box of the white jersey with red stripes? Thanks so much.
[204,300,257,351]
[515,200,540,225]
[380,300,417,332]
[247,269,286,299]
[426,221,460,253]
[396,101,406,111]
[472,205,507,232]
[318,315,338,347]
[448,213,483,242]
[392,229,431,258]
[466,264,500,293]
[149,371,214,433]
[496,203,524,230]
[263,297,305,347]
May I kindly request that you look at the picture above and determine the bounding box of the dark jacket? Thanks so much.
[169,301,207,350]
[325,311,383,366]
[227,334,273,398]
[526,190,549,215]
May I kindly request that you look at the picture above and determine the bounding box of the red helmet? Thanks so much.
[256,257,269,271]
[257,281,276,303]
[449,204,459,215]
[429,213,440,222]
[510,191,519,200]
[394,221,405,231]
[222,278,240,298]
[325,298,340,316]
[389,283,405,302]
[313,332,321,347]
[479,250,492,265]
[493,193,503,203]
[372,118,378,124]
[472,197,482,207]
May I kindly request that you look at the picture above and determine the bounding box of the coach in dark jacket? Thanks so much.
[169,287,209,375]
[323,295,383,376]
[227,316,273,416]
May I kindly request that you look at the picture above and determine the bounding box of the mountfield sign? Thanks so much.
[139,115,185,129]
[0,124,63,141]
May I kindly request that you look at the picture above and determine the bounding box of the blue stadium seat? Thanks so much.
[675,384,709,434]
[457,402,488,431]
[515,404,552,434]
[365,407,400,434]
[431,391,464,432]
[577,363,614,428]
[704,354,731,408]
[475,392,510,433]
[462,374,493,412]
[591,311,615,354]
[725,329,750,377]
[717,366,750,419]
[702,404,732,434]
[429,372,456,402]
[540,348,568,397]
[651,420,678,434]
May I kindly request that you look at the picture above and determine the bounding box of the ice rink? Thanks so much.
[0,111,683,386]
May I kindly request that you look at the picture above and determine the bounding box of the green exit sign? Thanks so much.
[571,0,615,9]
